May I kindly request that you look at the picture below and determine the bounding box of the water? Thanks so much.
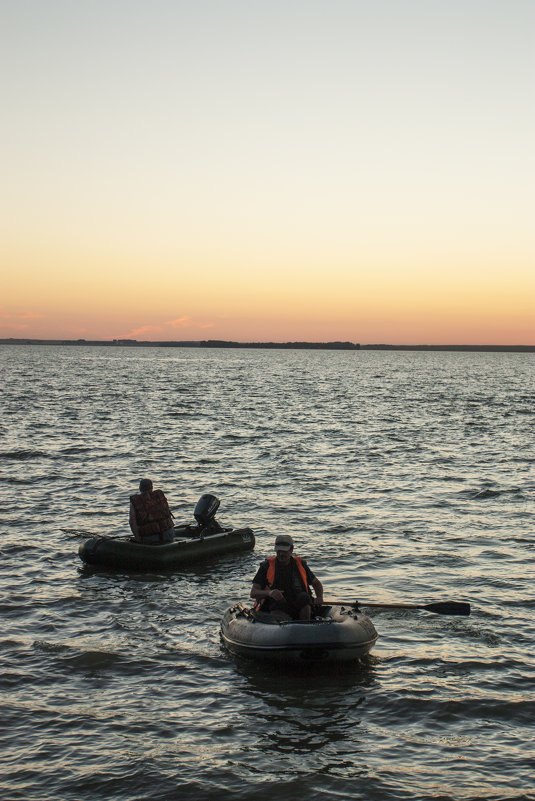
[1,345,533,801]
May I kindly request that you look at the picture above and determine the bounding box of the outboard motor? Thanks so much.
[194,494,222,537]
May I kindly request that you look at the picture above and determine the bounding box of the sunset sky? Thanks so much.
[2,0,534,344]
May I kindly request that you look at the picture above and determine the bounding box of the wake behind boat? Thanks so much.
[220,603,378,664]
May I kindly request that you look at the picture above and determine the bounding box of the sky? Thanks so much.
[1,0,534,344]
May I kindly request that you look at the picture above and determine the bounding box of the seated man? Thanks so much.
[129,478,175,544]
[250,534,323,620]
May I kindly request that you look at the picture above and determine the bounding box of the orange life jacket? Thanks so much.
[255,555,309,610]
[130,490,174,542]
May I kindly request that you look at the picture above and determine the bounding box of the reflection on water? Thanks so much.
[1,346,534,801]
[235,655,376,748]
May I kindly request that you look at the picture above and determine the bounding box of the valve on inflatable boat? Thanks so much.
[194,493,223,538]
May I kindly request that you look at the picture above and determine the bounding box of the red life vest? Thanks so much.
[130,490,174,542]
[255,555,309,610]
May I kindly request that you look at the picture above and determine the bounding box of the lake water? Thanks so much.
[1,345,533,801]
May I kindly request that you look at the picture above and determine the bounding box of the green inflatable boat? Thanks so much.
[79,524,255,571]
[78,493,254,571]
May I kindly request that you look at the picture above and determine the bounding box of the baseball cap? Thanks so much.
[274,534,294,551]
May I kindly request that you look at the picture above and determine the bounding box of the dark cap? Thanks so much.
[275,534,294,551]
[139,478,153,493]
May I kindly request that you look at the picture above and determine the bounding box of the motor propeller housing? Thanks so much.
[194,493,221,529]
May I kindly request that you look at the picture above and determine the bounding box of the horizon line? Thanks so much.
[0,338,533,352]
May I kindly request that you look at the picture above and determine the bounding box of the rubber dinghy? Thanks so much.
[79,525,255,571]
[220,603,379,664]
[78,493,254,571]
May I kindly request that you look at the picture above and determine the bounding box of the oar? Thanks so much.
[61,528,120,539]
[62,523,192,540]
[326,599,471,616]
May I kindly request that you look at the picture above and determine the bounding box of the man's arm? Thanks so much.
[250,583,284,601]
[311,577,323,604]
[129,502,140,541]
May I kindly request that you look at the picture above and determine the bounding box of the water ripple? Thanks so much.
[0,346,533,801]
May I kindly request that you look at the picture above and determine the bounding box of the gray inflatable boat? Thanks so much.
[220,603,378,664]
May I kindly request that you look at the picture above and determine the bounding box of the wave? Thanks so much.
[0,449,48,460]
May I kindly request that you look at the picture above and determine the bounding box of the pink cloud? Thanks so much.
[167,316,192,328]
[0,308,42,321]
[167,316,214,330]
[0,308,43,331]
[116,318,215,340]
[116,324,165,339]
[0,321,30,331]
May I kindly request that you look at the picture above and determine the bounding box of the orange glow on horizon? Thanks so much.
[2,239,533,344]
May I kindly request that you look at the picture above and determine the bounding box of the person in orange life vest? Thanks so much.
[250,534,324,620]
[129,478,175,544]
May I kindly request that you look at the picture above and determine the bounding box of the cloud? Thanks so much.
[167,316,214,330]
[167,316,192,328]
[0,321,31,331]
[116,324,165,339]
[116,317,215,340]
[0,308,43,331]
[0,308,42,320]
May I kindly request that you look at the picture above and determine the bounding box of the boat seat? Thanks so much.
[178,523,233,539]
[253,609,293,624]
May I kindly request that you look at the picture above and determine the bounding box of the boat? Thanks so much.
[78,492,254,571]
[79,524,255,571]
[220,602,379,664]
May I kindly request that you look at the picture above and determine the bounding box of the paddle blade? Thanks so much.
[325,600,471,616]
[423,601,471,616]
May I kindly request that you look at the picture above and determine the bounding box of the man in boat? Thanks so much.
[129,478,175,544]
[250,534,323,620]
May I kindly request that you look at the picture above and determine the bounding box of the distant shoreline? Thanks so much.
[0,338,533,352]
